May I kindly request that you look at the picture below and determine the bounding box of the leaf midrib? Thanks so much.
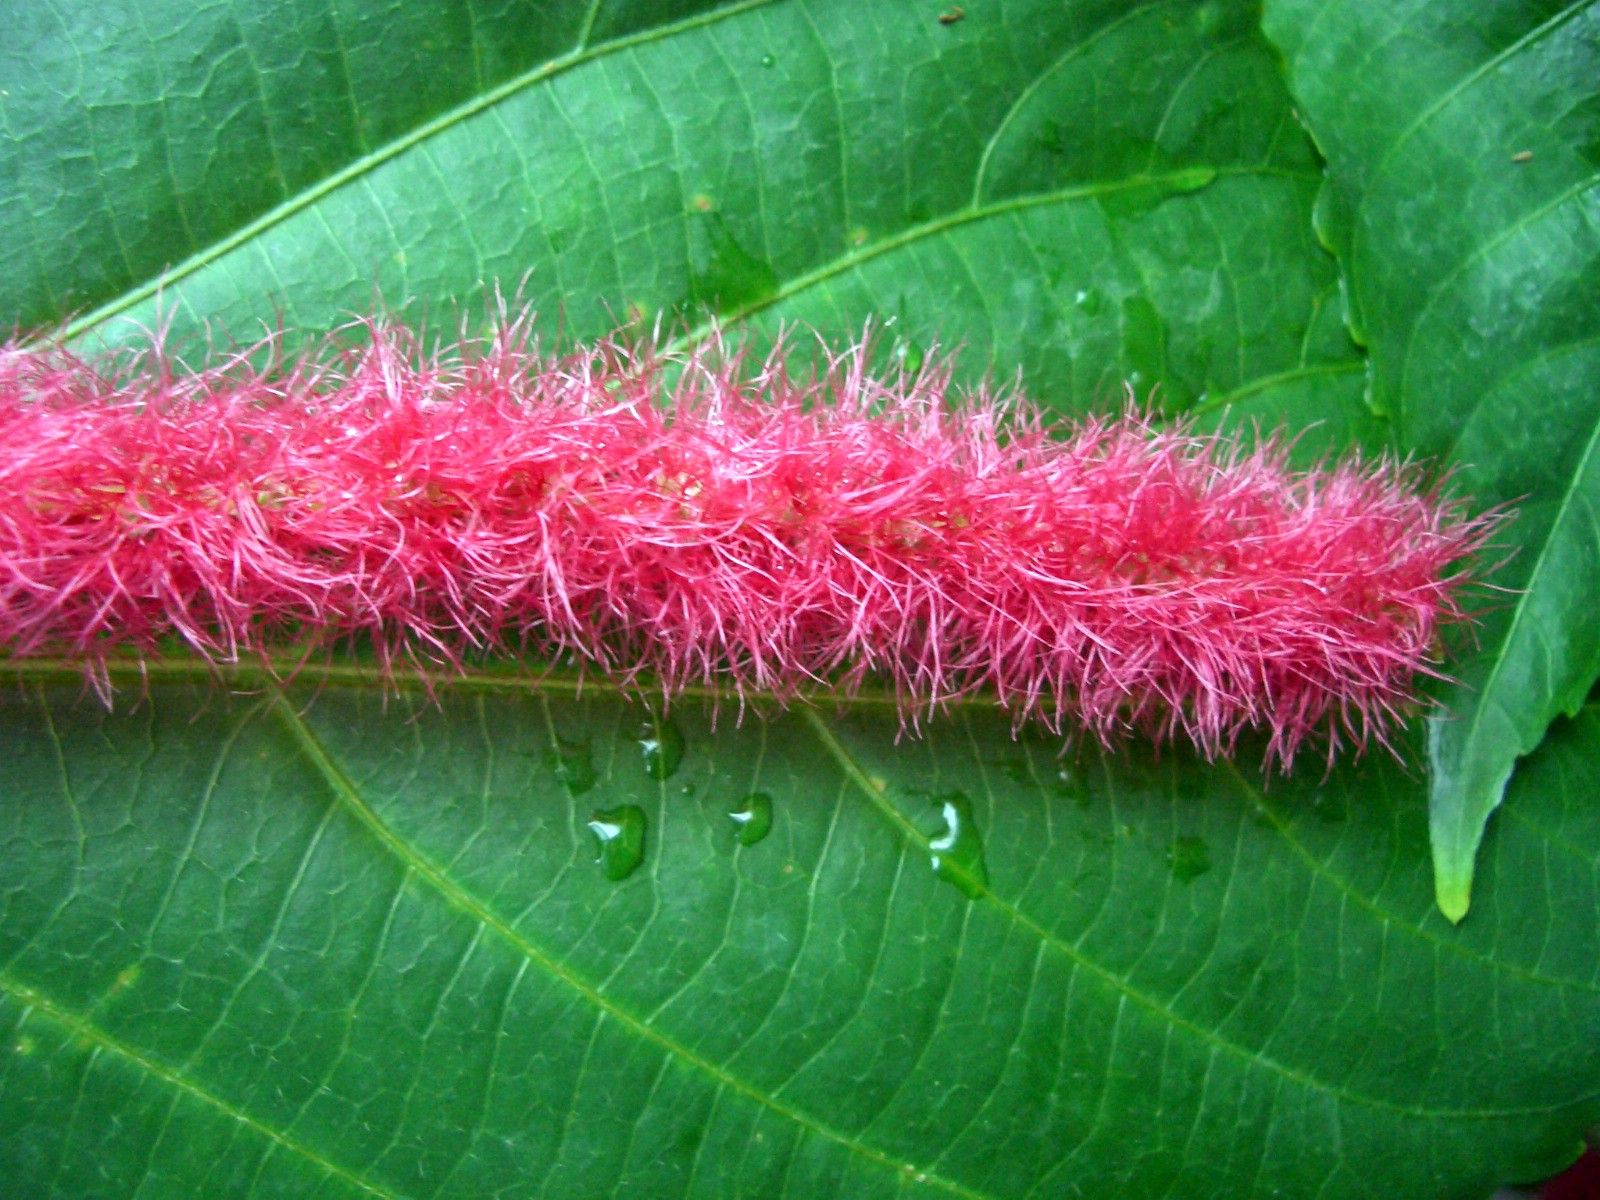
[1361,1,1588,195]
[1428,395,1600,813]
[1218,758,1599,995]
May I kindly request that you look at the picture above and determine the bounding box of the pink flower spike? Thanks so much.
[0,317,1499,770]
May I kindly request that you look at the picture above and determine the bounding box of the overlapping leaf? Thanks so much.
[1263,0,1600,919]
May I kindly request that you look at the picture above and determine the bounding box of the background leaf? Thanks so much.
[1261,0,1600,919]
[5,0,1371,438]
[2,1,1596,1195]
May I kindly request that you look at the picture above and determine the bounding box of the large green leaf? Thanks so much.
[2,0,1596,1195]
[0,0,737,334]
[1261,0,1600,920]
[6,0,1369,431]
[2,664,1598,1197]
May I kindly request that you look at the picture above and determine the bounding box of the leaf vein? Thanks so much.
[0,973,395,1199]
[62,0,786,340]
[266,689,1000,1200]
[800,709,1600,1118]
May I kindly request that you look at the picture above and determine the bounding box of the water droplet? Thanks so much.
[587,805,647,880]
[927,792,988,899]
[638,718,685,780]
[997,757,1032,786]
[891,336,926,376]
[1120,296,1167,388]
[1167,835,1211,883]
[759,52,776,68]
[1194,0,1240,38]
[1073,287,1103,315]
[687,214,779,315]
[728,792,773,846]
[1098,164,1217,221]
[547,738,597,795]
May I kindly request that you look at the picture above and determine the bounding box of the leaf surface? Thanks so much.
[1,1,1596,1195]
[1262,0,1600,918]
[8,0,1368,431]
[2,666,1598,1197]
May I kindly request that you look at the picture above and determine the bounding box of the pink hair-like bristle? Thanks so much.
[0,316,1495,768]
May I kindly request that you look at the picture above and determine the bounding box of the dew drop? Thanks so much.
[547,737,598,795]
[927,792,988,899]
[638,719,685,780]
[891,336,926,377]
[1072,286,1104,315]
[1167,835,1211,883]
[728,792,774,846]
[1195,0,1229,37]
[1053,763,1093,808]
[759,52,776,68]
[587,805,647,880]
[687,214,779,315]
[996,757,1031,786]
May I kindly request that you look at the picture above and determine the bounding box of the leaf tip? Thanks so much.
[1434,873,1473,924]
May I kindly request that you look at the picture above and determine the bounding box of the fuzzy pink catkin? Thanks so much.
[0,316,1494,768]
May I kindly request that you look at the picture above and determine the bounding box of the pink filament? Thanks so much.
[0,317,1494,768]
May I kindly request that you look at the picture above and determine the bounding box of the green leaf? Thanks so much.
[8,0,1368,430]
[2,666,1599,1197]
[0,0,738,334]
[1261,0,1600,919]
[2,0,1597,1194]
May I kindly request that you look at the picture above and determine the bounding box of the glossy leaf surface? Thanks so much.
[2,1,1596,1195]
[1263,0,1600,918]
[1,669,1597,1197]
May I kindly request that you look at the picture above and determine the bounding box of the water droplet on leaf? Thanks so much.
[548,738,598,795]
[760,53,776,68]
[997,757,1032,786]
[687,214,778,315]
[728,792,774,846]
[891,336,925,376]
[587,805,647,880]
[927,792,988,899]
[638,718,685,780]
[1167,835,1211,883]
[1120,296,1167,388]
